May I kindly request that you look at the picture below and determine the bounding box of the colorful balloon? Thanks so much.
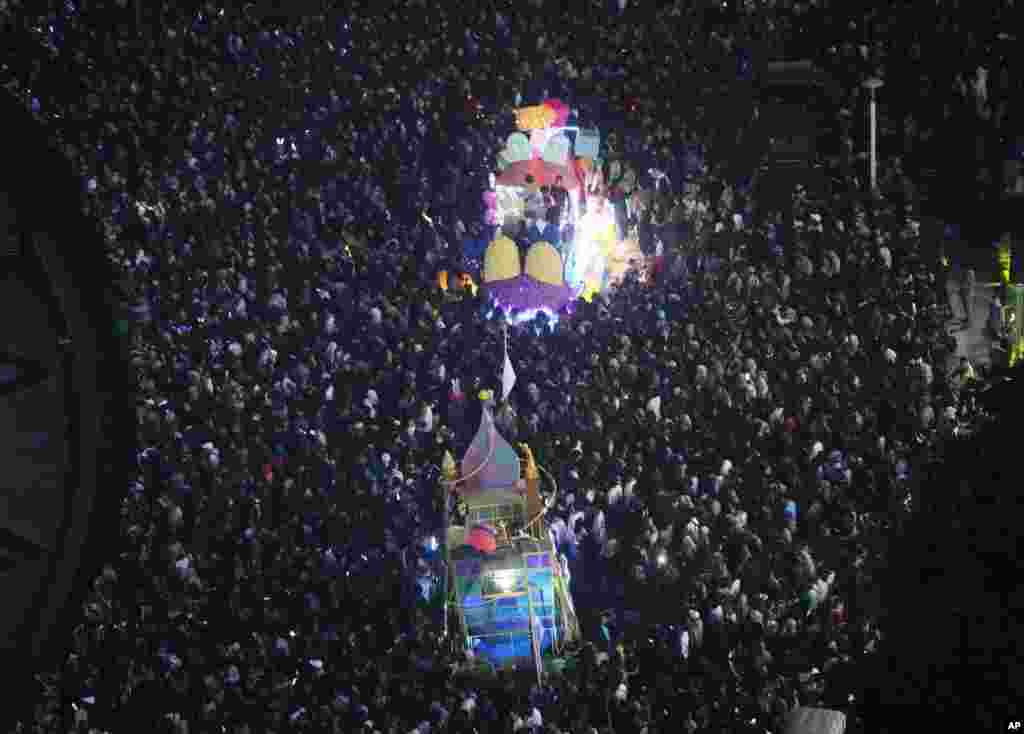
[484,236,521,283]
[530,128,549,157]
[504,132,532,163]
[575,129,601,160]
[525,242,564,287]
[467,524,498,554]
[543,133,571,166]
[543,98,570,126]
[515,105,557,130]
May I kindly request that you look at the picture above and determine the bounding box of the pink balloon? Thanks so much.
[483,191,497,208]
[530,128,548,154]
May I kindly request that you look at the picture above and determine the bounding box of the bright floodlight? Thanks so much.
[494,570,518,592]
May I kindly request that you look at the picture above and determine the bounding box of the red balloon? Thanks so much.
[467,524,498,554]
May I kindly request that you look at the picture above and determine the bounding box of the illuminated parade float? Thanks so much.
[479,99,628,322]
[440,390,579,675]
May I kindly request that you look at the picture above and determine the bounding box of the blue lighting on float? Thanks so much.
[511,306,561,327]
[487,299,563,329]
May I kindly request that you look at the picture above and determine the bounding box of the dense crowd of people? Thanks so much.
[1,1,1015,733]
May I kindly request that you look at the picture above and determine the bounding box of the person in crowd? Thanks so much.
[988,293,1004,340]
[960,267,977,324]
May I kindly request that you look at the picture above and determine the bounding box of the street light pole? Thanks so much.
[863,78,884,194]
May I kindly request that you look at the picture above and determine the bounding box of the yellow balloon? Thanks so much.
[525,241,565,286]
[483,236,522,283]
[516,104,557,130]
